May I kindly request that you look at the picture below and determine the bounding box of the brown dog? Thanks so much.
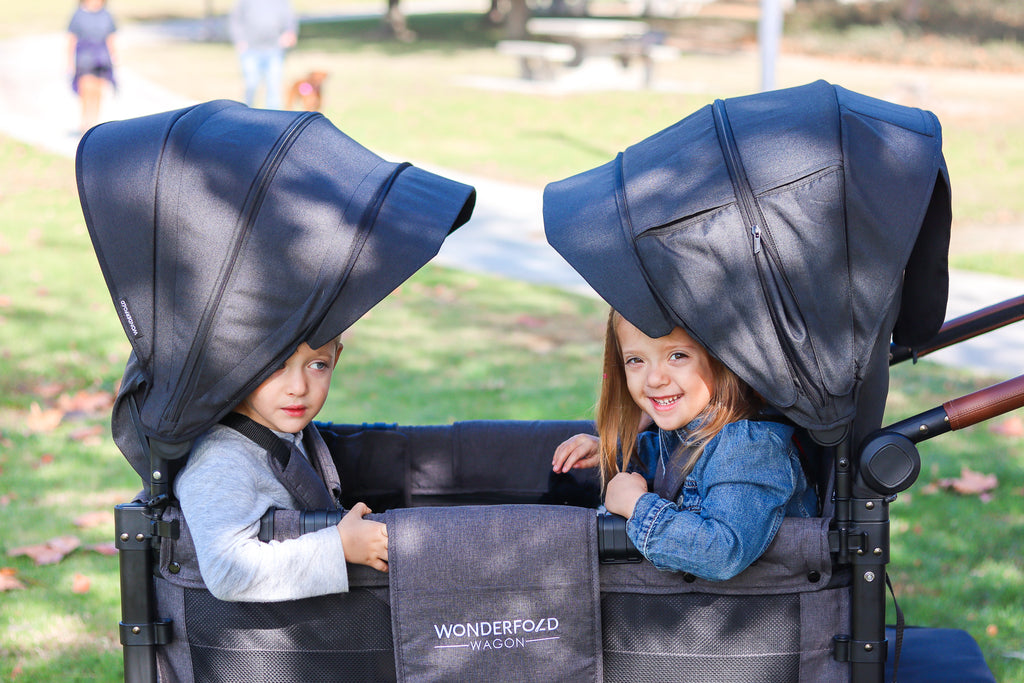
[286,71,328,111]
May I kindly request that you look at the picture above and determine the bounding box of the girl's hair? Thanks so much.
[595,309,763,486]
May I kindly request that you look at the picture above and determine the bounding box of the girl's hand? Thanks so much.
[604,472,648,519]
[552,433,600,473]
[336,502,388,572]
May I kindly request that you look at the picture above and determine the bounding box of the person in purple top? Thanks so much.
[67,0,117,134]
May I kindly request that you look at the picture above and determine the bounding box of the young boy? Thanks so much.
[174,337,388,602]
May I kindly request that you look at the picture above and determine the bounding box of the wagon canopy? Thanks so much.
[77,101,475,475]
[544,81,951,435]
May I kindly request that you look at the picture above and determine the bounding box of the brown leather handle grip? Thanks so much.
[943,374,1024,431]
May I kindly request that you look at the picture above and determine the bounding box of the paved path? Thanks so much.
[1,16,1020,382]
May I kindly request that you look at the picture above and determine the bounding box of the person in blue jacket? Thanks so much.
[553,309,816,580]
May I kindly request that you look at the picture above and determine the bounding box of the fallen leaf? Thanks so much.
[68,425,104,445]
[0,567,26,591]
[516,315,547,329]
[8,535,81,565]
[935,467,998,497]
[990,416,1024,438]
[26,403,62,432]
[31,381,67,400]
[33,453,55,469]
[56,390,114,416]
[74,511,112,529]
[986,624,999,637]
[71,573,91,594]
[86,543,118,556]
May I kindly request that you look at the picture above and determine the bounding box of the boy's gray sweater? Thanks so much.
[175,424,348,601]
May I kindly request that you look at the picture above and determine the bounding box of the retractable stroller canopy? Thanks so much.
[77,101,475,473]
[544,81,951,434]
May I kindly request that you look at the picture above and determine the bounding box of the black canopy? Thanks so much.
[544,81,951,434]
[77,101,475,476]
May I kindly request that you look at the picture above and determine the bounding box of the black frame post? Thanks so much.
[115,502,159,683]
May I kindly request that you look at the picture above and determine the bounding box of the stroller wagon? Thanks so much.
[75,86,1022,682]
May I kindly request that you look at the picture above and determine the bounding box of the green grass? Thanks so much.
[951,252,1024,280]
[883,362,1024,680]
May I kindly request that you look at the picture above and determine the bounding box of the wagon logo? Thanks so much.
[433,617,561,652]
[119,298,142,338]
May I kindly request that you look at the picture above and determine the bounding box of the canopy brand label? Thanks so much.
[119,298,142,338]
[433,617,561,652]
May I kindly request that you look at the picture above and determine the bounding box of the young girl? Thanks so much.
[67,0,117,134]
[553,310,816,580]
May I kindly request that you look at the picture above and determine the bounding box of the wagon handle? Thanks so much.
[890,293,1024,365]
[887,373,1024,443]
[944,373,1024,431]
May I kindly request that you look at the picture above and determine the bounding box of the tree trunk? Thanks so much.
[382,0,417,42]
[505,0,530,39]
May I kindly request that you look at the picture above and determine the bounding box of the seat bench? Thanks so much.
[497,39,577,80]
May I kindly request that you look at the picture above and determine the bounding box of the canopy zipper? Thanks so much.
[164,112,319,426]
[712,100,824,408]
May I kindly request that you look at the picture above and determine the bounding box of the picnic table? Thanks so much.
[526,17,651,66]
[496,17,678,86]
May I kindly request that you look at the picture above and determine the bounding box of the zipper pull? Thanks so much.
[751,224,762,254]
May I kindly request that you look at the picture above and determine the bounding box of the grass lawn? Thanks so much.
[2,0,1023,679]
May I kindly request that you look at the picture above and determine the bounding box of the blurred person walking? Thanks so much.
[230,0,298,110]
[67,0,117,135]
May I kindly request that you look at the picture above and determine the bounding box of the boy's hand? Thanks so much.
[604,472,648,520]
[337,502,388,572]
[552,433,600,473]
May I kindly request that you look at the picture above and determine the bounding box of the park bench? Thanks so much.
[497,39,577,80]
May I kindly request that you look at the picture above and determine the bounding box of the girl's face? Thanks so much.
[616,317,715,432]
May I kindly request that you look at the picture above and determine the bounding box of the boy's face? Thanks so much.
[235,340,340,434]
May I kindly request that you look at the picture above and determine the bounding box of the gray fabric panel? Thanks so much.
[800,587,851,682]
[601,592,801,681]
[157,504,205,590]
[453,420,595,492]
[154,575,192,683]
[600,516,834,596]
[182,588,395,682]
[387,504,602,682]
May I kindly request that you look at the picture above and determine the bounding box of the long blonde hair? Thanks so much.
[595,309,763,486]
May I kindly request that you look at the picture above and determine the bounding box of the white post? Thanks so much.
[759,0,783,91]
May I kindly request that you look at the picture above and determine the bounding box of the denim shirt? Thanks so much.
[625,418,816,581]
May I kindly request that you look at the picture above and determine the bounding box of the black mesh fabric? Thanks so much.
[185,587,395,682]
[601,592,801,682]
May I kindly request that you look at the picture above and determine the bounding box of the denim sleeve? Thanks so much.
[625,421,799,581]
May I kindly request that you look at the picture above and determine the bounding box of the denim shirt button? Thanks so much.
[682,572,696,583]
[807,570,821,583]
